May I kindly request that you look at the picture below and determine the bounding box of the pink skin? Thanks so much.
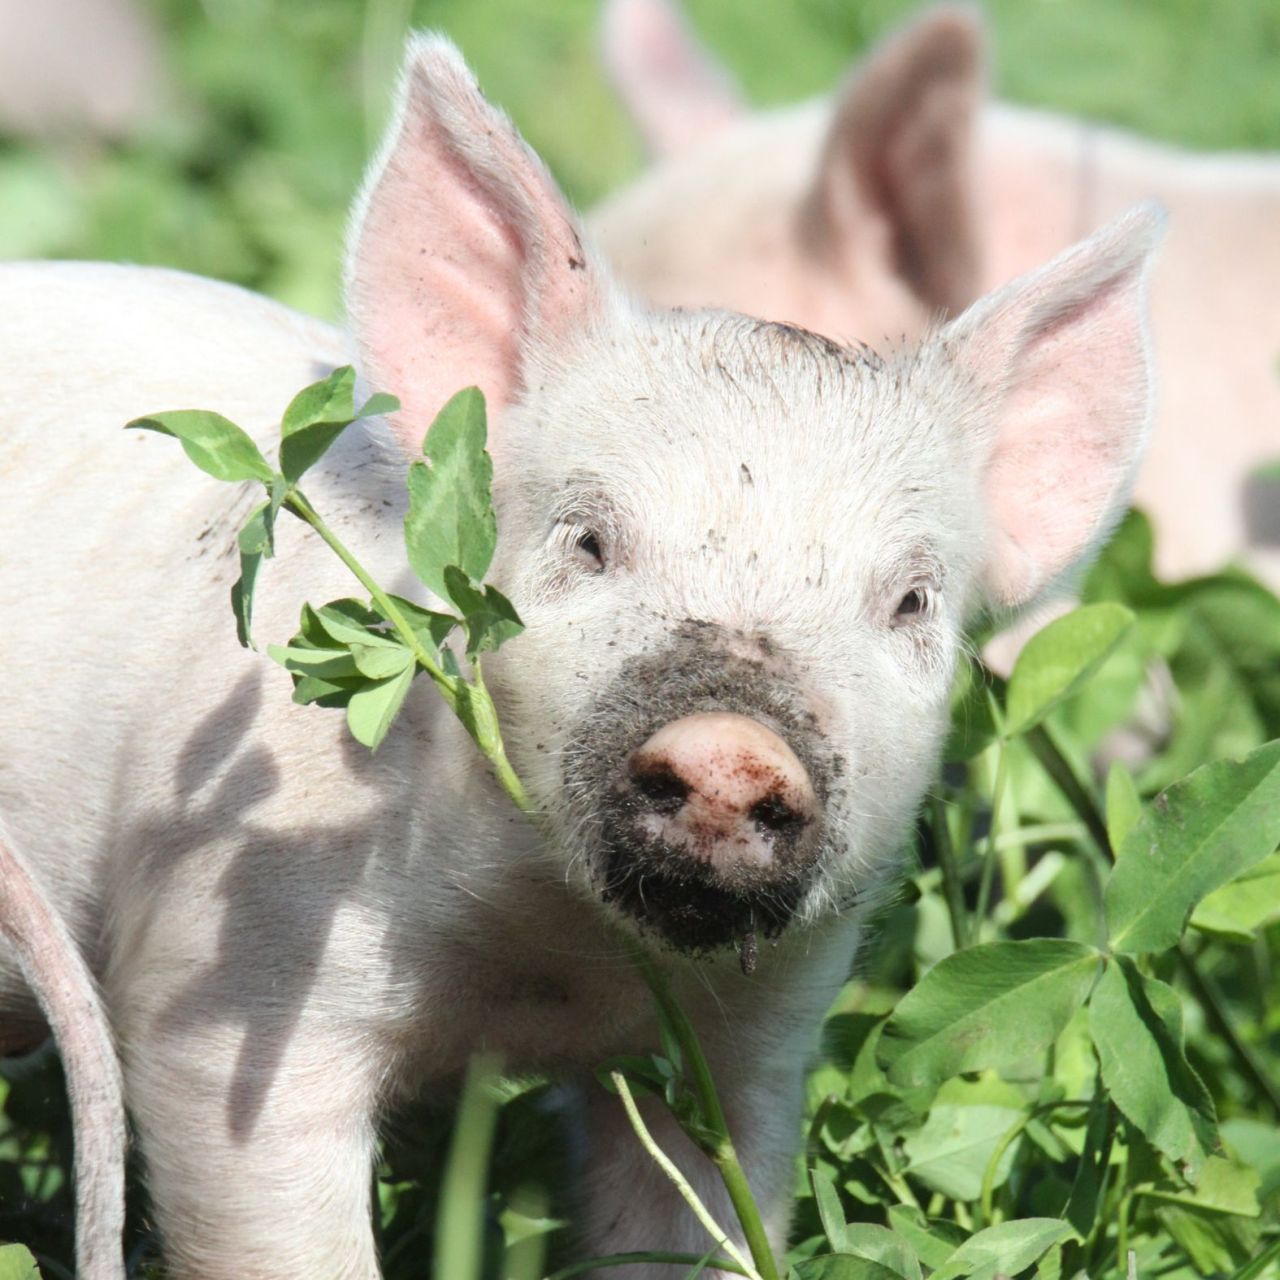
[629,712,817,871]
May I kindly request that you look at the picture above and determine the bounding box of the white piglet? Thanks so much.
[0,35,1162,1280]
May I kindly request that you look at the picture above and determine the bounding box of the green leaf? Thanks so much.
[791,1258,908,1280]
[231,494,284,649]
[1105,761,1142,854]
[1003,603,1134,737]
[0,1245,40,1280]
[346,664,415,752]
[291,672,365,708]
[349,641,415,680]
[945,660,1000,762]
[279,364,400,483]
[385,594,458,653]
[403,387,497,601]
[128,409,275,484]
[311,599,388,645]
[1139,1155,1260,1215]
[878,940,1101,1092]
[1105,739,1280,954]
[1190,852,1280,943]
[810,1167,848,1253]
[1088,956,1217,1179]
[930,1219,1072,1280]
[839,1226,922,1280]
[442,566,524,657]
[1155,1203,1260,1273]
[900,1099,1023,1201]
[1063,1099,1111,1241]
[885,1206,967,1271]
[268,645,360,680]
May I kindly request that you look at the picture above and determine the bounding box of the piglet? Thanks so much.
[0,33,1162,1279]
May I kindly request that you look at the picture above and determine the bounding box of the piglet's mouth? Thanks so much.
[596,816,815,958]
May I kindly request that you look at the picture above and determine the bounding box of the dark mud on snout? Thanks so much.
[562,623,840,955]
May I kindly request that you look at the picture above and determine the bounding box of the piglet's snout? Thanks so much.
[627,712,819,873]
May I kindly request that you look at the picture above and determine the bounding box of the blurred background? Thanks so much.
[2,0,1278,321]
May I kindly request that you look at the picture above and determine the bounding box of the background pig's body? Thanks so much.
[592,5,1280,586]
[0,0,164,140]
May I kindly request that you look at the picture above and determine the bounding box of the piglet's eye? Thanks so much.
[894,588,928,620]
[574,530,605,572]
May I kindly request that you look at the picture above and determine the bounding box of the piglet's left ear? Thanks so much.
[943,202,1166,608]
[345,35,609,457]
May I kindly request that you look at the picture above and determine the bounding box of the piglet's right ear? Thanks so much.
[945,203,1167,609]
[345,35,609,456]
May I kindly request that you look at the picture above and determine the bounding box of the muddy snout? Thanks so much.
[627,712,819,874]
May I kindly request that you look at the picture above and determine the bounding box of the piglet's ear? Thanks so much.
[945,203,1166,609]
[798,5,986,317]
[345,35,608,455]
[602,0,744,158]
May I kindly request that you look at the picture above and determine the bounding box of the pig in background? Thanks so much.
[594,0,1280,590]
[0,0,164,140]
[0,26,1163,1280]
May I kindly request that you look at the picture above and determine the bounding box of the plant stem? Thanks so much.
[975,738,1011,926]
[634,956,781,1280]
[285,490,534,814]
[932,796,971,950]
[1024,723,1112,855]
[434,1052,504,1280]
[286,491,445,677]
[1176,942,1280,1117]
[610,1072,759,1280]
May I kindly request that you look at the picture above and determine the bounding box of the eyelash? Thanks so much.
[553,521,606,573]
[892,586,933,625]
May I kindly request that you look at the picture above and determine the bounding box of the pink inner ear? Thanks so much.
[985,281,1148,604]
[346,39,603,457]
[953,206,1164,607]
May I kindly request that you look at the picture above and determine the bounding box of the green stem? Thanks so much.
[434,1052,504,1280]
[471,660,533,814]
[979,1099,1093,1224]
[1024,722,1112,855]
[975,738,1011,926]
[932,795,971,950]
[286,491,445,677]
[611,1072,759,1280]
[286,490,534,815]
[634,955,781,1280]
[1176,942,1280,1117]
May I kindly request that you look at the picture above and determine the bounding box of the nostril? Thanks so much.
[632,764,692,815]
[750,793,806,835]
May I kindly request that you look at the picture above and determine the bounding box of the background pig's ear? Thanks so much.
[345,35,608,455]
[798,5,986,317]
[945,203,1166,608]
[601,0,744,157]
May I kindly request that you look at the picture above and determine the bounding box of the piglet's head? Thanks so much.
[345,35,1163,959]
